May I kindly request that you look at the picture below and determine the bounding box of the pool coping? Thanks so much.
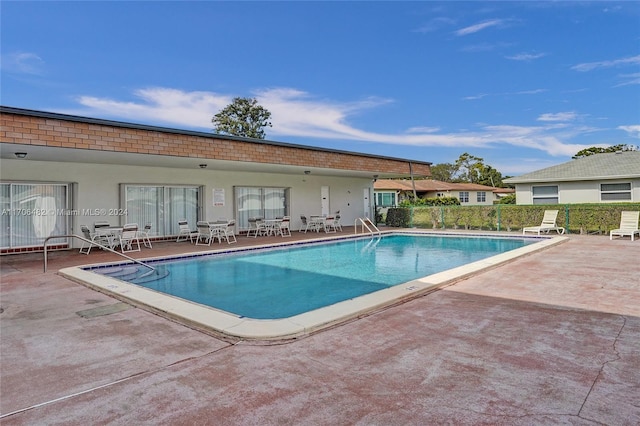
[58,231,569,342]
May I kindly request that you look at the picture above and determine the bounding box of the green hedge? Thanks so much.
[383,203,640,234]
[385,208,411,227]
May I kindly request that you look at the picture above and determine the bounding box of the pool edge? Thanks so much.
[58,232,569,343]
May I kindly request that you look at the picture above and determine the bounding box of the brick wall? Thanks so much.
[1,111,431,177]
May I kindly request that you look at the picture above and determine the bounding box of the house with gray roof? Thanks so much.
[504,151,640,204]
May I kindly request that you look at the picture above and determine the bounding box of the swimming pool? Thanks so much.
[60,231,567,341]
[93,235,533,319]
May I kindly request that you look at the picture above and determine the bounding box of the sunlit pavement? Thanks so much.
[1,229,639,424]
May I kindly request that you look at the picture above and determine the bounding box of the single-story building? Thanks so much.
[503,151,640,205]
[0,106,431,254]
[373,179,513,207]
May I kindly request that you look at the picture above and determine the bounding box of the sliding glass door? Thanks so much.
[234,186,289,231]
[1,182,71,249]
[122,185,201,238]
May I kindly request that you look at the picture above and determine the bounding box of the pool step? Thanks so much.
[99,265,169,284]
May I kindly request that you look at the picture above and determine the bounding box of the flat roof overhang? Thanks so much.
[1,106,431,180]
[0,142,413,179]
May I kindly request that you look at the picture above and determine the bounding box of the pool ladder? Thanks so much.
[354,217,382,235]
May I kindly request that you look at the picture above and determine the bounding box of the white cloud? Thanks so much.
[537,112,577,122]
[463,93,488,101]
[571,54,640,72]
[618,125,640,138]
[1,52,45,75]
[75,88,232,129]
[514,89,547,95]
[506,52,546,61]
[69,86,601,158]
[405,126,441,134]
[455,19,505,36]
[464,89,546,100]
[614,72,640,87]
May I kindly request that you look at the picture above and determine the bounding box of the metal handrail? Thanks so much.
[354,217,381,235]
[43,234,155,273]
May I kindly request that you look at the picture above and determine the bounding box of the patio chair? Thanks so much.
[334,213,343,231]
[300,215,321,232]
[176,220,197,243]
[247,218,268,238]
[119,224,141,253]
[93,220,111,231]
[300,215,310,233]
[195,221,214,246]
[610,211,640,241]
[79,225,109,254]
[224,219,238,244]
[324,216,338,233]
[139,223,153,248]
[522,210,565,235]
[277,216,292,237]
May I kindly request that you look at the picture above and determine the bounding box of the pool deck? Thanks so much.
[1,228,639,424]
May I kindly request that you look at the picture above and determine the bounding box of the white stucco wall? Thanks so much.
[2,159,373,246]
[514,179,640,204]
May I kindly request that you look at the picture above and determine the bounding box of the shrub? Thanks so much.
[496,194,515,204]
[424,196,460,206]
[385,208,411,227]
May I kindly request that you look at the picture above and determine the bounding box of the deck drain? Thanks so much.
[76,302,131,318]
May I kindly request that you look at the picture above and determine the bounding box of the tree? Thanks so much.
[430,152,507,187]
[572,144,638,159]
[454,152,485,183]
[475,164,506,187]
[430,163,457,182]
[212,97,272,139]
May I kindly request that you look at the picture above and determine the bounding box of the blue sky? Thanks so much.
[2,1,639,176]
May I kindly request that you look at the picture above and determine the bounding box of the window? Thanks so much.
[375,191,396,207]
[235,186,289,230]
[477,192,486,203]
[1,182,71,249]
[122,185,201,238]
[532,185,558,204]
[459,192,469,203]
[600,183,631,201]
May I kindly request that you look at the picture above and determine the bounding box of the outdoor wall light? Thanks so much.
[15,152,27,159]
[199,164,207,169]
[304,170,311,175]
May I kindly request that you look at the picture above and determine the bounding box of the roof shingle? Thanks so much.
[504,151,640,183]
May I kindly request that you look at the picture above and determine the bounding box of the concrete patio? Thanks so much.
[1,230,639,425]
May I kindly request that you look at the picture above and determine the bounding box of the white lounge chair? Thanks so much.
[522,210,565,235]
[610,211,639,241]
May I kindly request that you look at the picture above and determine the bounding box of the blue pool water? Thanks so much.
[95,234,533,319]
